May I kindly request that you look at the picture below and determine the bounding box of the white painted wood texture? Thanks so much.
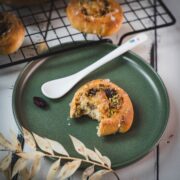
[0,1,180,179]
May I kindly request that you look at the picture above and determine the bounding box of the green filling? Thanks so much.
[85,86,123,117]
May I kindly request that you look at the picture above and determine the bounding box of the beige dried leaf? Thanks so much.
[102,156,111,168]
[12,158,29,178]
[46,138,69,156]
[82,165,95,180]
[47,158,60,180]
[58,159,81,179]
[19,168,31,180]
[33,133,54,155]
[95,148,111,168]
[89,170,110,180]
[94,148,103,159]
[70,135,88,160]
[86,148,104,164]
[3,168,11,180]
[29,154,42,179]
[17,151,44,159]
[0,153,12,171]
[0,132,15,151]
[10,130,22,152]
[22,127,36,150]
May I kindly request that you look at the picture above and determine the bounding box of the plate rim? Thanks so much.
[12,42,170,168]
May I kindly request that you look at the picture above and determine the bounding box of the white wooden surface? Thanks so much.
[0,1,180,179]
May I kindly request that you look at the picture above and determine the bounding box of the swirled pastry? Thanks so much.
[66,0,124,36]
[0,12,25,55]
[70,79,134,136]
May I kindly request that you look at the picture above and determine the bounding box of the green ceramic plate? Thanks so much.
[13,42,169,168]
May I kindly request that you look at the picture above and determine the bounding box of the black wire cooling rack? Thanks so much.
[0,0,176,69]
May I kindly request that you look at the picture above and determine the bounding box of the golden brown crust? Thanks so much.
[70,79,134,136]
[66,0,124,36]
[0,12,25,55]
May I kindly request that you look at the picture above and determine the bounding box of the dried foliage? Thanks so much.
[0,128,120,180]
[82,165,95,180]
[11,158,28,178]
[0,153,12,171]
[47,159,60,180]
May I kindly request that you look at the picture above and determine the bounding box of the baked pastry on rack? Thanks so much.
[70,79,134,136]
[66,0,124,36]
[0,12,25,55]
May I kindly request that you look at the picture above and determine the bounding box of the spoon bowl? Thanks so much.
[41,74,80,99]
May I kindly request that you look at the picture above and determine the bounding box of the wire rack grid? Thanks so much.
[0,0,176,69]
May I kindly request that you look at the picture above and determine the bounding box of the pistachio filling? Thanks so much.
[80,0,111,17]
[84,86,123,118]
[108,95,123,117]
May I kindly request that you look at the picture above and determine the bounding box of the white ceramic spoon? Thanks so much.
[41,33,148,99]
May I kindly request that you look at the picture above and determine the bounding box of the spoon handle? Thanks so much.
[75,33,148,78]
[41,33,148,99]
